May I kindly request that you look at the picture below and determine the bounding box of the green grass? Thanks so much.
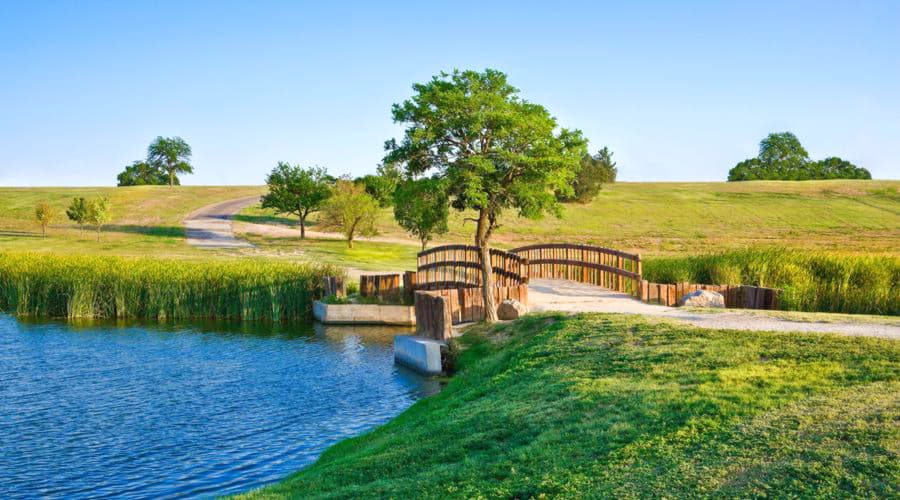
[241,234,420,272]
[241,180,900,255]
[238,313,899,498]
[644,248,900,315]
[0,252,341,320]
[0,185,264,257]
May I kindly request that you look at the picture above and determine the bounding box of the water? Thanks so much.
[0,314,440,498]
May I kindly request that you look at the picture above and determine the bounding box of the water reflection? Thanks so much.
[0,314,440,499]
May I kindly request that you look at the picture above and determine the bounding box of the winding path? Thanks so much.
[528,279,900,340]
[184,196,261,249]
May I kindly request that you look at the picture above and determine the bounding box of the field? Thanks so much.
[239,180,900,255]
[0,185,265,257]
[238,313,900,498]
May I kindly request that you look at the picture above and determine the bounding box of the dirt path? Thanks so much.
[184,197,261,249]
[528,279,900,340]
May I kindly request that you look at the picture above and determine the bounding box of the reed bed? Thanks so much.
[643,248,899,315]
[0,253,342,320]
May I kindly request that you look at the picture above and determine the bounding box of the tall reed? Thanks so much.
[0,253,342,320]
[643,248,899,315]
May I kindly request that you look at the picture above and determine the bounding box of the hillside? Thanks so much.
[238,314,900,498]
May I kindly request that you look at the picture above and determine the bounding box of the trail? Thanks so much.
[183,197,260,249]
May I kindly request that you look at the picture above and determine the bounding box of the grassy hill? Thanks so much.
[238,314,900,498]
[240,179,900,255]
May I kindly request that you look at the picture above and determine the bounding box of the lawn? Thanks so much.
[238,313,899,498]
[240,179,900,255]
[0,185,264,258]
[240,234,419,272]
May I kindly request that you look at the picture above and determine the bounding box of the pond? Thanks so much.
[0,314,441,498]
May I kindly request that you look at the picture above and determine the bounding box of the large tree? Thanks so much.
[319,179,378,248]
[147,136,193,186]
[728,132,868,181]
[117,160,175,186]
[393,177,449,250]
[260,162,333,239]
[385,69,587,321]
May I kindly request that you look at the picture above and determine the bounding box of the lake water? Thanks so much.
[0,314,440,498]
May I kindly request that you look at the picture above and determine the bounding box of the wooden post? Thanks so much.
[403,271,417,304]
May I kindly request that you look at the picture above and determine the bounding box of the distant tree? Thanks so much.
[812,157,871,180]
[728,132,868,181]
[384,69,587,321]
[86,196,112,241]
[66,197,89,234]
[35,202,57,237]
[319,179,378,248]
[357,163,402,208]
[260,163,333,239]
[147,136,193,186]
[558,147,617,203]
[117,160,175,186]
[393,177,449,250]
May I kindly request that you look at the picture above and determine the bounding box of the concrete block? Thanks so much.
[394,335,445,375]
[313,301,415,325]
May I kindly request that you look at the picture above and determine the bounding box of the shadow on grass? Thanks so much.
[232,214,309,226]
[0,230,42,238]
[102,225,185,238]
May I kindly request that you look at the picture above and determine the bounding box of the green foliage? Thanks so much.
[85,196,112,241]
[384,68,587,320]
[357,163,402,208]
[644,248,899,315]
[0,253,341,320]
[260,163,332,239]
[65,197,89,233]
[240,314,900,498]
[729,132,870,181]
[147,136,193,186]
[318,179,379,248]
[116,160,176,186]
[34,202,56,236]
[558,147,617,203]
[392,177,449,250]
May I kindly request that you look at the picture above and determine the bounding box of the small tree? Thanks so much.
[558,147,617,203]
[260,163,333,239]
[393,178,449,250]
[319,179,378,248]
[385,69,587,321]
[117,160,174,186]
[358,162,402,207]
[86,196,112,241]
[66,197,89,234]
[35,202,57,237]
[147,136,193,186]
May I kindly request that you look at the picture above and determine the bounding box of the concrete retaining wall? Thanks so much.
[312,301,415,325]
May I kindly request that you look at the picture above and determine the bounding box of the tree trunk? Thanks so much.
[347,235,354,249]
[421,239,427,251]
[169,169,175,187]
[299,214,306,239]
[475,210,498,322]
[96,226,101,241]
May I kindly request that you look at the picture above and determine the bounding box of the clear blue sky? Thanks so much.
[1,1,898,186]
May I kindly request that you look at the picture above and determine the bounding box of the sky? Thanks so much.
[1,1,898,186]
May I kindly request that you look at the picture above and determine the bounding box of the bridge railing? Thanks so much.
[416,244,528,290]
[510,243,642,296]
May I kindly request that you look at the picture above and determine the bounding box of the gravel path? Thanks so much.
[528,279,900,340]
[184,197,261,249]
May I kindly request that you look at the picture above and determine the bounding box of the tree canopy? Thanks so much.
[357,163,402,208]
[260,163,333,239]
[86,196,112,241]
[319,179,378,248]
[117,160,176,186]
[147,136,193,186]
[393,177,450,250]
[34,202,56,237]
[385,68,587,321]
[558,147,617,203]
[66,197,89,234]
[728,132,870,181]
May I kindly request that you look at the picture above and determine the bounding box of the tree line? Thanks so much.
[728,132,870,181]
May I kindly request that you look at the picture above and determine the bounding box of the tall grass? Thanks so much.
[643,248,899,315]
[0,253,342,320]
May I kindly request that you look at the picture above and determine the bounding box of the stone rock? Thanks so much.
[679,290,726,308]
[497,299,528,319]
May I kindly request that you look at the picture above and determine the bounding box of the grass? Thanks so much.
[238,313,899,498]
[644,248,900,315]
[683,307,900,327]
[240,180,900,255]
[0,252,341,320]
[240,234,420,272]
[0,185,264,257]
